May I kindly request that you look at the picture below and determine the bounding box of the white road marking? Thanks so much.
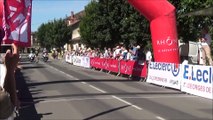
[81,82,87,84]
[88,85,107,93]
[45,63,195,114]
[156,116,166,120]
[112,95,143,110]
[46,64,144,110]
[46,64,79,80]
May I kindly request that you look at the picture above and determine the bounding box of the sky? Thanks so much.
[32,0,90,32]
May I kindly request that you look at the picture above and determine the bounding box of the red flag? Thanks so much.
[2,0,32,47]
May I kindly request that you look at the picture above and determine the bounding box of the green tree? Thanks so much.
[79,1,100,48]
[80,0,150,49]
[36,18,72,50]
[170,0,213,44]
[52,19,72,50]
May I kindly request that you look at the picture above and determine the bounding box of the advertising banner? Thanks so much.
[101,58,109,70]
[181,65,213,99]
[120,60,134,75]
[65,54,69,63]
[68,55,73,64]
[107,59,119,73]
[91,57,102,69]
[146,62,181,89]
[132,62,147,78]
[90,57,94,67]
[72,56,81,67]
[2,0,32,47]
[120,60,147,78]
[81,57,90,68]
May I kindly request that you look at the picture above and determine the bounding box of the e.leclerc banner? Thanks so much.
[2,0,32,47]
[146,62,181,90]
[181,65,213,99]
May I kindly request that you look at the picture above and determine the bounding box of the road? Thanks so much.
[15,55,213,120]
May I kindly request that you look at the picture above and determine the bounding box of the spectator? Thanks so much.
[137,45,145,62]
[120,46,128,60]
[126,48,132,60]
[0,27,20,119]
[108,48,113,58]
[130,44,139,61]
[103,47,109,58]
[145,48,152,64]
[199,27,212,66]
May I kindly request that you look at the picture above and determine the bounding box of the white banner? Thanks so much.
[181,65,213,99]
[81,57,90,68]
[146,62,181,90]
[68,55,73,64]
[65,54,69,62]
[72,56,82,67]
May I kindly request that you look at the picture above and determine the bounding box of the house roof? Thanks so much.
[67,10,85,26]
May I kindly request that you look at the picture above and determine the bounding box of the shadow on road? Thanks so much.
[83,105,130,120]
[27,79,140,87]
[21,66,45,70]
[15,70,52,120]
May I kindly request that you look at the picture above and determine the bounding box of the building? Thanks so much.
[65,10,85,51]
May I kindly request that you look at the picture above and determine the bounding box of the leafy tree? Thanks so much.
[170,0,213,44]
[36,18,72,50]
[79,1,100,48]
[80,0,150,49]
[52,19,72,50]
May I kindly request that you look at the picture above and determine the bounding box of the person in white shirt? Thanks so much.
[199,27,212,66]
[146,49,152,64]
[103,47,109,58]
[114,46,121,59]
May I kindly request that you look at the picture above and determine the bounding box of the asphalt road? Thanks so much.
[15,55,213,120]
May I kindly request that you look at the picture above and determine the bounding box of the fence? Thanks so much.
[65,55,213,100]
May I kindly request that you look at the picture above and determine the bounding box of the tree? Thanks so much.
[169,0,213,44]
[52,19,72,50]
[79,1,100,48]
[36,18,72,50]
[80,0,150,49]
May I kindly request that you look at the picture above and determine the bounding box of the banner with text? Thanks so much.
[181,65,213,99]
[2,0,32,47]
[120,60,147,78]
[146,62,181,89]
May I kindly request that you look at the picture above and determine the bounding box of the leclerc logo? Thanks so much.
[172,64,180,77]
[149,62,180,77]
[183,65,212,84]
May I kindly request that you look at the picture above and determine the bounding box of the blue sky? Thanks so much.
[32,0,90,32]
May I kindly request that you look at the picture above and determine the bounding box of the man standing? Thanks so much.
[0,27,20,119]
[199,27,212,66]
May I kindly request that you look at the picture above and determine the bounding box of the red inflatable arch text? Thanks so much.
[128,0,180,64]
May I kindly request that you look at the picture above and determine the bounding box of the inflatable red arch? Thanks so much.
[128,0,180,64]
[0,0,180,64]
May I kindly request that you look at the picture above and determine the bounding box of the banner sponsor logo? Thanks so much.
[149,62,180,77]
[157,36,177,46]
[183,65,212,84]
[147,62,181,89]
[181,65,213,99]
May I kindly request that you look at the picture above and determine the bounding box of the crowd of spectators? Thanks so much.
[65,44,153,63]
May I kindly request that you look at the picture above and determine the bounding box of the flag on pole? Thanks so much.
[2,0,32,47]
